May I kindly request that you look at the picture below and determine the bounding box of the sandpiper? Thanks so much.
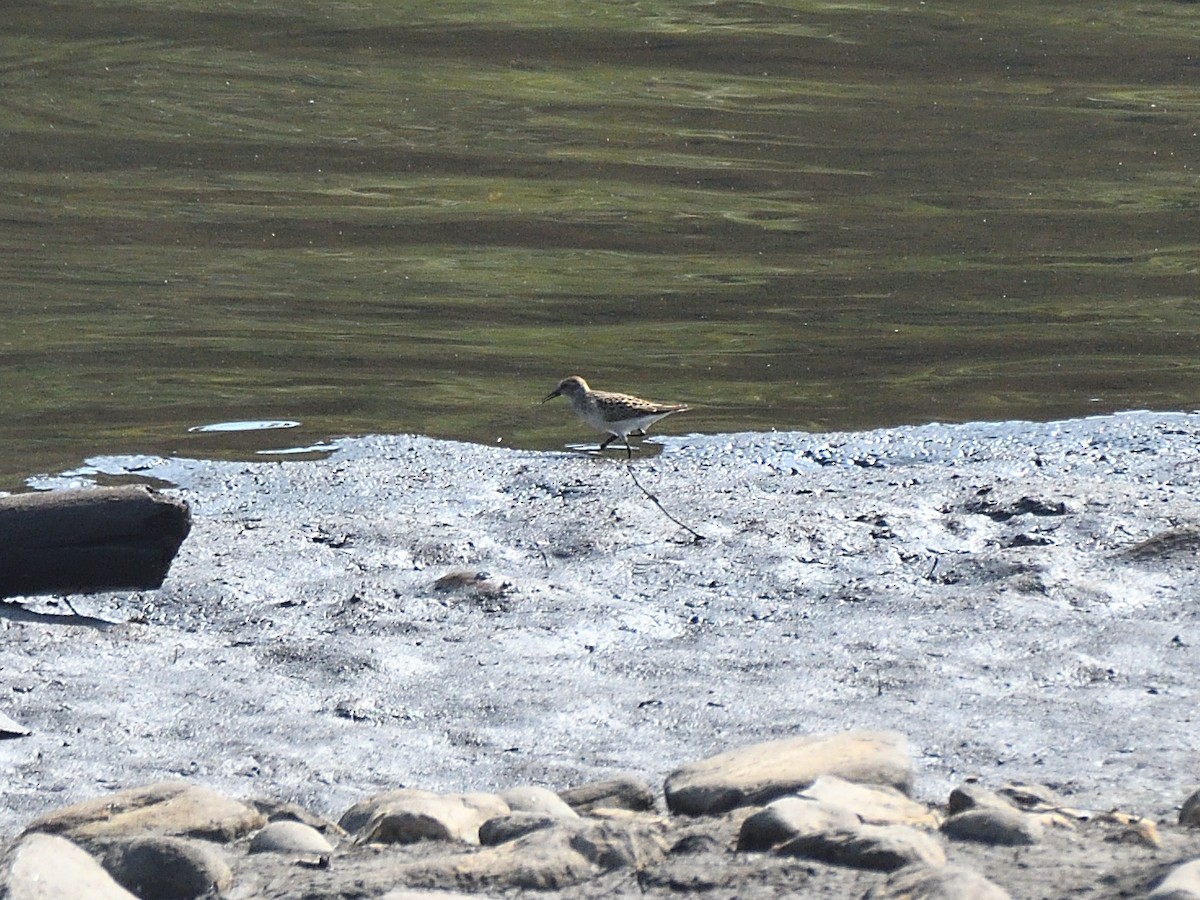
[542,375,689,458]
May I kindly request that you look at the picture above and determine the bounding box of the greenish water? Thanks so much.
[2,1,1199,488]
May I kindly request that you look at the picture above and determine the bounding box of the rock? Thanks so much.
[479,812,561,845]
[391,817,668,890]
[250,798,347,837]
[737,796,859,851]
[995,781,1065,811]
[559,775,657,813]
[1150,858,1200,899]
[568,818,668,871]
[102,836,231,900]
[865,863,1012,899]
[2,833,138,899]
[1119,528,1200,562]
[670,830,723,854]
[0,710,31,738]
[1180,788,1200,827]
[340,788,509,844]
[476,786,578,845]
[776,822,946,872]
[22,780,265,844]
[800,774,938,827]
[248,821,335,855]
[963,495,1067,521]
[432,570,511,598]
[947,782,1016,815]
[664,730,913,816]
[0,485,191,599]
[391,828,594,891]
[941,806,1043,846]
[383,892,498,900]
[499,785,578,818]
[1104,816,1161,848]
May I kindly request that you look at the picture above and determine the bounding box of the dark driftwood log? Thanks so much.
[0,485,191,599]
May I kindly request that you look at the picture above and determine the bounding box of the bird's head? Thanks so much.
[543,375,589,403]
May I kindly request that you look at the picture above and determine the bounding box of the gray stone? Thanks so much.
[776,823,946,872]
[432,570,511,597]
[941,806,1043,846]
[479,812,560,846]
[1180,788,1200,827]
[1150,858,1200,900]
[737,796,859,851]
[3,833,138,900]
[995,781,1066,811]
[664,730,913,816]
[567,818,668,871]
[865,863,1013,900]
[22,780,264,844]
[947,782,1016,816]
[102,836,231,900]
[383,892,499,900]
[559,775,657,813]
[340,788,509,844]
[248,820,336,855]
[391,817,668,890]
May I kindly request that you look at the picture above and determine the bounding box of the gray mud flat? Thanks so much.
[3,412,1199,839]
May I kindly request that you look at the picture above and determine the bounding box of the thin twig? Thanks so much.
[625,462,704,543]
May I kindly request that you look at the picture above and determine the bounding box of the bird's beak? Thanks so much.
[541,389,560,403]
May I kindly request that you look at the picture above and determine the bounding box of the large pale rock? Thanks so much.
[340,788,509,845]
[737,796,859,851]
[3,833,138,900]
[248,821,335,855]
[499,785,578,819]
[22,780,265,843]
[865,863,1012,899]
[940,807,1043,846]
[1150,858,1200,900]
[559,775,657,813]
[391,818,668,891]
[250,798,347,838]
[477,786,578,846]
[664,731,913,815]
[800,775,938,827]
[775,823,946,872]
[102,836,231,900]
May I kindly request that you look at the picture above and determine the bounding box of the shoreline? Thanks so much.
[2,411,1199,842]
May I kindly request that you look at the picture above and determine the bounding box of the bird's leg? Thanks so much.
[624,435,633,459]
[599,434,617,452]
